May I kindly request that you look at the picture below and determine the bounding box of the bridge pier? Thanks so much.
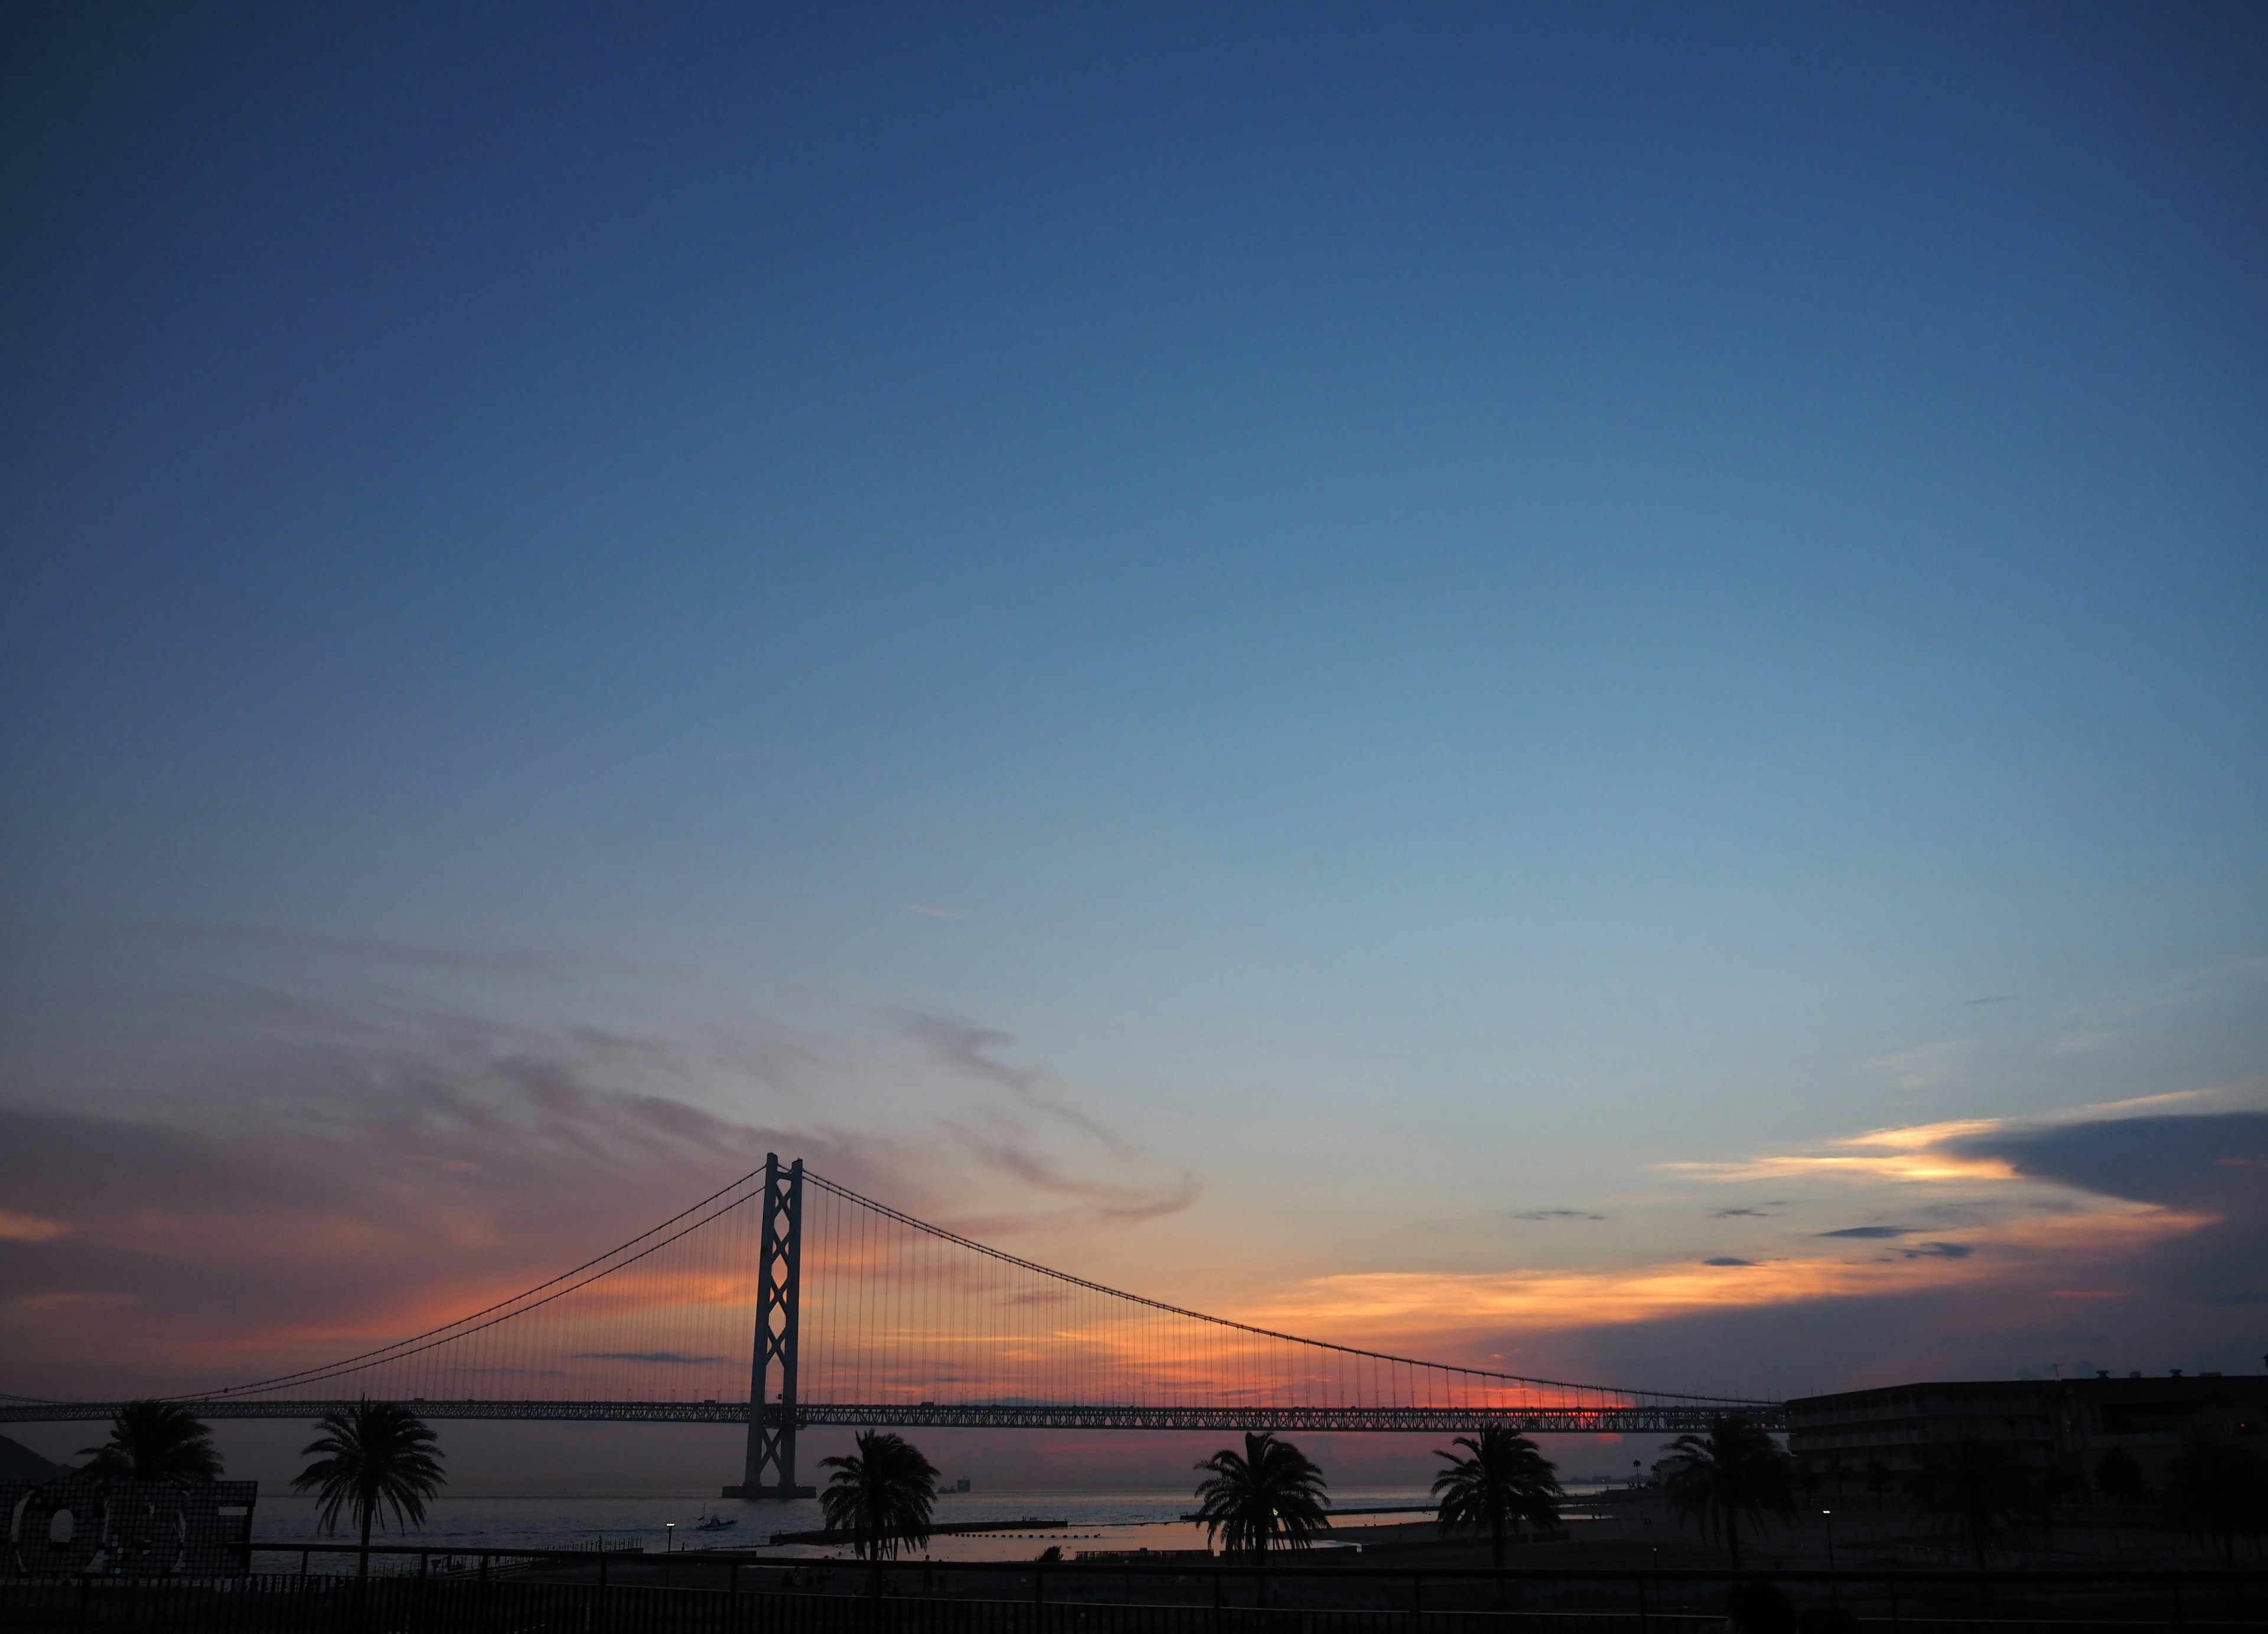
[723,1154,815,1499]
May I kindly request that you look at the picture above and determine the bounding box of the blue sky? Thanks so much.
[3,2,2266,1485]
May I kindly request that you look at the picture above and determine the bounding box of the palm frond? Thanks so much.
[77,1401,222,1487]
[819,1431,939,1563]
[1430,1425,1563,1548]
[289,1399,447,1547]
[1658,1414,1794,1565]
[1192,1433,1331,1555]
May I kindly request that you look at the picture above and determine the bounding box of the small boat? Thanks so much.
[696,1513,738,1531]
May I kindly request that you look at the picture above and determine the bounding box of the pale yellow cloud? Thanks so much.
[1663,1118,2018,1184]
[1262,1257,1904,1332]
[1254,1198,2205,1337]
[1659,1086,2263,1189]
[2067,1086,2236,1118]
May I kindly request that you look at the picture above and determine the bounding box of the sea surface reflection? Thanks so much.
[252,1484,1623,1573]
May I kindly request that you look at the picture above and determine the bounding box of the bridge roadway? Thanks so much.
[0,1399,1784,1434]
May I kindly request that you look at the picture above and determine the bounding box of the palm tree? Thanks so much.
[1430,1425,1564,1568]
[1907,1437,2044,1570]
[291,1400,446,1580]
[1192,1432,1331,1555]
[1660,1414,1795,1571]
[819,1430,939,1594]
[79,1400,223,1487]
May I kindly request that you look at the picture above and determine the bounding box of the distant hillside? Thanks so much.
[0,1434,71,1483]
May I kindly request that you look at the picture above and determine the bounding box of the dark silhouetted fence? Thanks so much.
[2,1571,2264,1634]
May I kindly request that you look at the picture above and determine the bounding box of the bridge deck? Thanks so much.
[0,1399,1784,1433]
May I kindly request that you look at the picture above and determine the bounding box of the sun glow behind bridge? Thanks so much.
[1,1159,1775,1443]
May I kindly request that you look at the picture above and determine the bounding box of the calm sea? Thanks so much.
[250,1485,1622,1574]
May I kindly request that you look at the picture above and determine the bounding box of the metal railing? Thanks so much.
[1,1569,2263,1634]
[8,1542,2256,1633]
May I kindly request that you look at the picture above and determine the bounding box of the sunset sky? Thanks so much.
[3,4,2264,1490]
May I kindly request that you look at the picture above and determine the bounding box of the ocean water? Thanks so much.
[250,1485,1625,1573]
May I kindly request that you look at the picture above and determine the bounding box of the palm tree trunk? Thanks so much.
[353,1500,373,1634]
[1726,1509,1742,1572]
[1490,1511,1504,1571]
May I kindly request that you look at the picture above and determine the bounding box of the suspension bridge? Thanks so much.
[1,1155,1784,1496]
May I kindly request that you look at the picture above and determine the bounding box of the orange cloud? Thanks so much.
[1663,1118,2020,1184]
[1253,1199,2207,1338]
[1667,1088,2263,1190]
[0,1207,69,1242]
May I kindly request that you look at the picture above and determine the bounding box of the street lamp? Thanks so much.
[665,1522,676,1554]
[1820,1509,1837,1595]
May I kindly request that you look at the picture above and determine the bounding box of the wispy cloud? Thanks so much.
[890,1015,1204,1223]
[938,1117,1203,1224]
[2065,1087,2238,1117]
[1858,1041,1970,1091]
[0,1209,70,1243]
[899,1010,1143,1164]
[2094,954,2268,1022]
[1901,1242,1972,1260]
[1665,1086,2268,1193]
[1666,1117,2016,1183]
[901,1013,1040,1093]
[0,927,1217,1397]
[1256,1101,2256,1360]
[1511,1209,1606,1222]
[1257,1200,2203,1337]
[902,904,968,919]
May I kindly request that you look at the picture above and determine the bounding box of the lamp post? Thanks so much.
[1821,1509,1837,1596]
[665,1522,676,1554]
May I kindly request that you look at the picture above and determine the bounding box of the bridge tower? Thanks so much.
[723,1153,814,1499]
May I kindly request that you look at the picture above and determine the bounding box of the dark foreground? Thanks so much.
[4,1556,2263,1634]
